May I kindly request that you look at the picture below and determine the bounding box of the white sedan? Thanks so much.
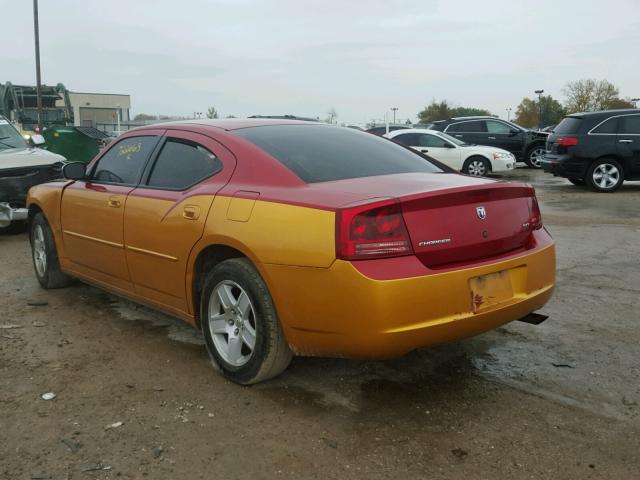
[385,128,516,176]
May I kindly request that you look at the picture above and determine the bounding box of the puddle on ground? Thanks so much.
[107,295,204,346]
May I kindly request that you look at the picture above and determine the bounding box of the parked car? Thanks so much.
[429,116,549,168]
[540,109,640,192]
[27,120,555,384]
[0,116,65,232]
[385,128,516,176]
[366,125,410,136]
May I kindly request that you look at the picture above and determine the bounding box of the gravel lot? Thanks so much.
[1,169,639,479]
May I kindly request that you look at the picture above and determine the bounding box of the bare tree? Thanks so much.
[563,79,620,113]
[206,106,219,119]
[325,108,338,124]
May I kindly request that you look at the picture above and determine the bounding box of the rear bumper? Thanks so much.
[0,202,28,228]
[262,229,555,359]
[540,154,588,178]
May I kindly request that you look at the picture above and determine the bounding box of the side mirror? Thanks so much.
[509,129,521,136]
[30,134,46,146]
[62,162,87,181]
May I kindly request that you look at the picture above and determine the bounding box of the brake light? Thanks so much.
[336,199,413,260]
[529,195,543,230]
[557,137,578,147]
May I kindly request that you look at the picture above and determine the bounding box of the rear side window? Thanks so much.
[554,117,582,135]
[446,121,486,133]
[619,115,640,134]
[92,136,158,185]
[486,120,512,134]
[393,133,421,146]
[235,125,442,183]
[147,138,222,190]
[591,117,618,134]
[420,134,449,148]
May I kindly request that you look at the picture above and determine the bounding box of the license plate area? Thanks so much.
[469,269,514,313]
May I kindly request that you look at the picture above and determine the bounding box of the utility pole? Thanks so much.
[33,0,43,132]
[534,89,544,129]
[391,107,398,124]
[631,98,640,108]
[505,107,512,121]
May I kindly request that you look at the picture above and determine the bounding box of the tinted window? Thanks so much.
[419,134,449,148]
[147,139,222,190]
[393,133,421,146]
[486,120,512,134]
[619,115,640,135]
[235,125,442,183]
[591,117,618,134]
[92,136,157,185]
[554,117,582,135]
[447,121,486,133]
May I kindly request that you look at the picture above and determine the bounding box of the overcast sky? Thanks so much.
[2,0,639,124]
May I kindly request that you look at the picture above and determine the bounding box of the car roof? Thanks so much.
[128,118,323,133]
[388,128,442,135]
[567,109,639,118]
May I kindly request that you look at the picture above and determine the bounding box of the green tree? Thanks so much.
[563,79,621,113]
[606,97,635,109]
[417,100,491,123]
[206,106,219,119]
[514,95,565,128]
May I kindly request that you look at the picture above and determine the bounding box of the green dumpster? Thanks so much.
[42,126,109,163]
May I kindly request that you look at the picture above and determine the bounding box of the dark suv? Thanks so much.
[541,109,640,192]
[429,116,549,168]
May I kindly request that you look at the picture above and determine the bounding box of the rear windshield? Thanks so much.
[234,124,442,183]
[554,117,582,134]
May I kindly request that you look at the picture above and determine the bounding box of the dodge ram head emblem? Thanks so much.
[476,206,487,220]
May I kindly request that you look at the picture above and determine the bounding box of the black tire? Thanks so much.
[525,144,546,168]
[586,158,624,193]
[568,178,586,186]
[200,258,292,385]
[462,156,491,176]
[30,213,72,289]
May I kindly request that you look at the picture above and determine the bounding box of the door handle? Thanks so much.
[183,205,200,220]
[488,136,497,140]
[455,135,463,138]
[419,148,429,153]
[107,196,121,208]
[618,139,633,143]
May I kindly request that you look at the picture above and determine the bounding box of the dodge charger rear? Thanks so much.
[27,121,555,384]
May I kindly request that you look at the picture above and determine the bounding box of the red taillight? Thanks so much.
[529,195,543,230]
[336,199,413,260]
[557,137,578,147]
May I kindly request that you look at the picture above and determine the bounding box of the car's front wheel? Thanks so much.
[462,156,490,176]
[586,158,624,193]
[525,145,546,168]
[30,213,72,289]
[200,258,292,385]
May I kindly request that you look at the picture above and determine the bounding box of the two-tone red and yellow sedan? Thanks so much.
[27,119,555,384]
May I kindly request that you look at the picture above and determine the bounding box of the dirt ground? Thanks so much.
[1,169,639,480]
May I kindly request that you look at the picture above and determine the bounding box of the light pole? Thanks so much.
[116,104,121,135]
[391,107,399,124]
[505,107,512,121]
[33,0,43,132]
[534,89,544,128]
[631,98,640,108]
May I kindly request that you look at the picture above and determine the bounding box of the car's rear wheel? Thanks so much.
[586,158,624,193]
[525,145,546,168]
[30,213,72,289]
[200,258,292,385]
[462,156,490,176]
[568,178,585,186]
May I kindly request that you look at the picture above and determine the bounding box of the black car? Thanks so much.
[429,116,549,168]
[540,109,640,192]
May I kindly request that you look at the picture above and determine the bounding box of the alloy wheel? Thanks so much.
[32,224,47,277]
[592,163,620,190]
[207,280,257,367]
[529,147,546,168]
